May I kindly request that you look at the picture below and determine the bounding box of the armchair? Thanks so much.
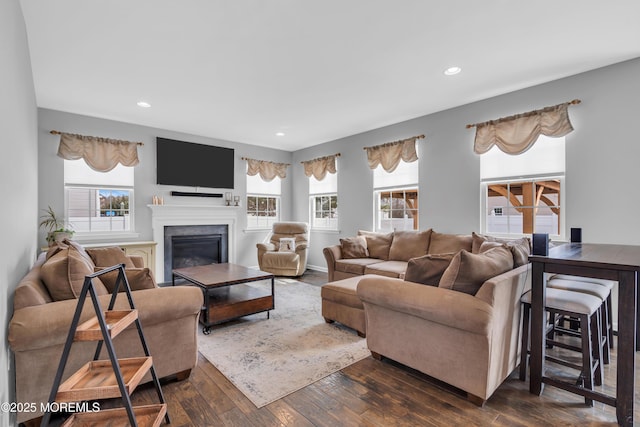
[257,222,309,276]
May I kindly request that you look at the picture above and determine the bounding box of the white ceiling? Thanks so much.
[19,1,640,151]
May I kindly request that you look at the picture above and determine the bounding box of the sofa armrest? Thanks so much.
[9,286,203,352]
[323,245,343,282]
[357,277,492,335]
[257,243,276,252]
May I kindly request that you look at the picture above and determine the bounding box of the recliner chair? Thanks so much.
[257,222,309,276]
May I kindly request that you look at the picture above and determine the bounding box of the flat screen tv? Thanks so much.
[156,137,234,189]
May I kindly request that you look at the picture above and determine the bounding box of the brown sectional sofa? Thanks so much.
[321,229,531,404]
[8,243,203,424]
[323,229,473,282]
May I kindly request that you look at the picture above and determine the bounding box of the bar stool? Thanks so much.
[549,274,615,351]
[519,288,604,406]
[546,277,612,364]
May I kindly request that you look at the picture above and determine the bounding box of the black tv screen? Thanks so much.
[156,138,234,189]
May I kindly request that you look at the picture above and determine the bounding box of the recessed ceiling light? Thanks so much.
[444,66,462,76]
[276,132,285,136]
[137,101,151,108]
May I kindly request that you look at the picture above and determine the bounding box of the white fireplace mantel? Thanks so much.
[148,204,240,282]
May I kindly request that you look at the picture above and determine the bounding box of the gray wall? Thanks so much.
[292,58,640,269]
[38,109,294,270]
[1,1,39,425]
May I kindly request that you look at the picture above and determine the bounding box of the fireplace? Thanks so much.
[164,224,228,281]
[149,203,239,282]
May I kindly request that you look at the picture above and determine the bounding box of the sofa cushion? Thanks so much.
[40,246,108,301]
[97,267,157,293]
[404,253,456,286]
[364,261,408,278]
[335,258,383,275]
[472,232,531,267]
[388,229,432,262]
[86,246,135,268]
[439,246,514,295]
[340,236,369,259]
[358,230,393,260]
[428,231,473,255]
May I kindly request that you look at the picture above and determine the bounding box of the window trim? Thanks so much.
[246,194,281,230]
[65,184,135,236]
[373,186,419,232]
[309,193,338,231]
[480,175,565,240]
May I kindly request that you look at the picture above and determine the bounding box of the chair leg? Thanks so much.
[580,314,594,407]
[520,303,530,381]
[607,293,614,349]
[599,305,610,365]
[590,310,604,387]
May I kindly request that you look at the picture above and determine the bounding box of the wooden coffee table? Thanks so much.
[172,263,275,334]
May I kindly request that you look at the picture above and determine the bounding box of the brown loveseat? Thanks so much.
[322,230,531,404]
[8,243,203,424]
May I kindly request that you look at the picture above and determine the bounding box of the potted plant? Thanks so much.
[39,205,74,245]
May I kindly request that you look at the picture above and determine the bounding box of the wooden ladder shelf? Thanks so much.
[41,264,169,427]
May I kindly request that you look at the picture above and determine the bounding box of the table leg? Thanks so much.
[529,261,546,395]
[616,270,636,427]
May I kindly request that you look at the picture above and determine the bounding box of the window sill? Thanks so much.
[243,228,272,233]
[311,229,341,234]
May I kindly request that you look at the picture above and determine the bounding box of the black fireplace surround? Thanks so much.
[163,225,228,281]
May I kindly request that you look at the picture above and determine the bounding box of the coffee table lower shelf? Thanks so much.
[200,283,274,333]
[172,264,276,334]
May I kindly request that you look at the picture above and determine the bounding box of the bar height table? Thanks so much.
[529,243,639,426]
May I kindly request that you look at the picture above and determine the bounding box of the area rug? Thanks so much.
[197,278,370,408]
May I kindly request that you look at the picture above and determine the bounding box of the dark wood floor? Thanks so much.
[40,270,637,426]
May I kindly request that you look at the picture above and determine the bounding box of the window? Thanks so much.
[64,160,134,234]
[246,173,280,229]
[481,135,565,237]
[309,171,338,230]
[373,158,419,232]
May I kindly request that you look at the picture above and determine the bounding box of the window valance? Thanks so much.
[364,135,423,173]
[52,130,142,172]
[469,100,580,155]
[243,157,290,181]
[301,153,340,180]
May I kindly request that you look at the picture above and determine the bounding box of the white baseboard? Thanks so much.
[306,264,328,273]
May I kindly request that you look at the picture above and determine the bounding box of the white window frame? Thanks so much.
[64,160,137,240]
[374,186,419,232]
[309,171,338,231]
[372,157,419,232]
[309,194,338,231]
[480,175,565,239]
[246,173,281,230]
[479,135,566,240]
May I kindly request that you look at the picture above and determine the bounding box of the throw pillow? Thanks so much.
[97,267,157,293]
[404,253,455,286]
[340,236,369,259]
[86,246,135,268]
[428,231,473,255]
[358,230,393,260]
[439,246,514,295]
[388,229,432,262]
[41,246,108,301]
[472,232,531,267]
[279,237,296,252]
